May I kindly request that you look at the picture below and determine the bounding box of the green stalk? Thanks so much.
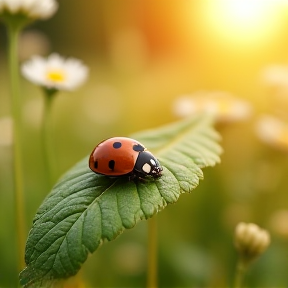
[41,89,56,187]
[7,23,26,270]
[147,216,158,288]
[233,258,247,288]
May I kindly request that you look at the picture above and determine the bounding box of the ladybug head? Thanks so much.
[134,151,162,178]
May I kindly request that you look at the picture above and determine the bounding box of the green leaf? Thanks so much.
[19,114,222,287]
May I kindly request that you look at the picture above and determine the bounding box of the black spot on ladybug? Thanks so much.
[108,160,115,170]
[94,161,98,169]
[113,142,122,149]
[133,144,145,152]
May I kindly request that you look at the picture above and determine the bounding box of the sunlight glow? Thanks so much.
[224,0,272,23]
[196,0,288,47]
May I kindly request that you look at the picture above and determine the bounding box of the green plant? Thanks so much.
[19,114,222,287]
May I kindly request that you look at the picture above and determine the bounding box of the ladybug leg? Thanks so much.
[127,171,146,182]
[135,176,147,183]
[127,174,135,182]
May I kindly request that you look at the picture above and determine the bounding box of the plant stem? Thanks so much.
[8,23,26,270]
[41,90,56,187]
[234,258,247,288]
[147,216,158,288]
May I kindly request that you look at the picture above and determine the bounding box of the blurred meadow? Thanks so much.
[1,0,288,287]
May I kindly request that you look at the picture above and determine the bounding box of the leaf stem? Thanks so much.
[147,216,158,288]
[41,90,56,187]
[7,23,26,270]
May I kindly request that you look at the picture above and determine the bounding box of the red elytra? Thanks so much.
[89,137,145,176]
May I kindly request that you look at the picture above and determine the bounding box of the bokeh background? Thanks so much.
[1,0,288,287]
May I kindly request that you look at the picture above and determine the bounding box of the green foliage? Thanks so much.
[19,115,221,287]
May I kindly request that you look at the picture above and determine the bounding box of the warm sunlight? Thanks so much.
[224,0,275,23]
[195,0,288,47]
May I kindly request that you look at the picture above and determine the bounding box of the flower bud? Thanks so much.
[234,222,270,262]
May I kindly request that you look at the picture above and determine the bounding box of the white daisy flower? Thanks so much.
[172,91,252,123]
[0,0,58,20]
[255,115,288,151]
[21,53,89,91]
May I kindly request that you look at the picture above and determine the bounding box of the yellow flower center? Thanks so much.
[46,70,66,82]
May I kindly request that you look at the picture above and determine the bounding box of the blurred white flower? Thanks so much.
[255,115,288,151]
[261,65,288,90]
[21,53,89,91]
[234,222,270,262]
[0,0,58,20]
[173,91,252,123]
[172,95,197,118]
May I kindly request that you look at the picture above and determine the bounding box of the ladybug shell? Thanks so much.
[89,137,146,176]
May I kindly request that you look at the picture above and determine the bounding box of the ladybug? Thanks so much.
[89,137,162,179]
